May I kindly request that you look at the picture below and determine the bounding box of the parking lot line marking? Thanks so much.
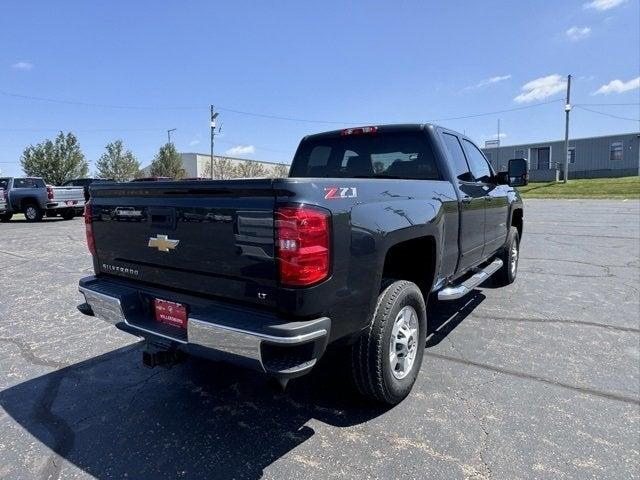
[424,352,640,406]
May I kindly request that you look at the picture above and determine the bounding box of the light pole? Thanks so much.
[210,106,219,179]
[167,128,177,144]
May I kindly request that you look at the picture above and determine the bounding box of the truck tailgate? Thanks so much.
[89,180,278,307]
[52,186,85,202]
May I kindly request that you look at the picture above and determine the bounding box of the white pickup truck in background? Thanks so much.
[46,184,86,218]
[0,187,7,215]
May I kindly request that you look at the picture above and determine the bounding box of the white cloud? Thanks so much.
[492,133,507,139]
[583,0,626,11]
[592,76,640,95]
[11,61,33,70]
[466,74,511,90]
[225,145,255,156]
[514,74,566,103]
[188,139,200,146]
[566,26,591,41]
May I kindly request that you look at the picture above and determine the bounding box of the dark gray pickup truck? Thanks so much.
[77,124,527,404]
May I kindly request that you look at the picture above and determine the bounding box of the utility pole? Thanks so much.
[210,105,219,179]
[496,119,501,170]
[167,128,177,144]
[562,74,572,183]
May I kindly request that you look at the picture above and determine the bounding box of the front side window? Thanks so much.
[610,141,623,161]
[442,133,473,182]
[290,132,440,180]
[463,139,493,182]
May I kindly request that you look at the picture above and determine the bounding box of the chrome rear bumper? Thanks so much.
[79,277,330,377]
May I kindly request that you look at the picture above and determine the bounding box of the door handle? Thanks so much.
[486,197,493,202]
[461,196,472,204]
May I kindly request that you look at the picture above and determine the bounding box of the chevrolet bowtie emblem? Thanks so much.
[148,234,179,252]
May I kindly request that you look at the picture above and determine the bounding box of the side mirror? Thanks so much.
[507,158,528,187]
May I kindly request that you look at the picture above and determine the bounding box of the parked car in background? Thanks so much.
[0,177,85,222]
[78,124,527,404]
[63,178,115,202]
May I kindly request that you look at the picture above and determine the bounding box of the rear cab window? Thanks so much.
[13,178,46,188]
[13,178,45,188]
[290,130,441,180]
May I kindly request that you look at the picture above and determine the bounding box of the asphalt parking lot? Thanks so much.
[0,199,638,480]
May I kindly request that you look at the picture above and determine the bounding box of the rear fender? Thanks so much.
[349,199,444,324]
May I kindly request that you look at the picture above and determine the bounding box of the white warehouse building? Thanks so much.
[140,153,290,179]
[179,153,289,178]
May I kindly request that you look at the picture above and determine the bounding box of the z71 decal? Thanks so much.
[324,187,358,199]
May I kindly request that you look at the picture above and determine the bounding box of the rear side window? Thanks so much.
[290,132,440,180]
[442,133,473,182]
[462,140,493,182]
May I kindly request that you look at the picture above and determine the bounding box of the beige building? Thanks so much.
[141,153,290,179]
[179,153,289,179]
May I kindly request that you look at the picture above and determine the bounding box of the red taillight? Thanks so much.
[276,205,330,286]
[84,202,96,256]
[47,186,54,200]
[340,126,378,136]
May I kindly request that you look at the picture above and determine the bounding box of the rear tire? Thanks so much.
[350,280,427,405]
[495,226,519,286]
[0,213,12,222]
[61,209,75,220]
[23,202,43,222]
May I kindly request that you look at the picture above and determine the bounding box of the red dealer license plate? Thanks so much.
[154,299,188,329]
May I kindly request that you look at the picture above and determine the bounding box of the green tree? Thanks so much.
[202,156,238,179]
[20,132,88,185]
[273,163,290,177]
[150,143,184,179]
[95,140,140,181]
[236,160,267,178]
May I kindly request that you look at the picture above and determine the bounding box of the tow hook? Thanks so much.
[142,342,186,369]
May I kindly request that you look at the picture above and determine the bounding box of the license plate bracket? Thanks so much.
[153,298,188,329]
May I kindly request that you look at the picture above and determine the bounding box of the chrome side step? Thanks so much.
[437,258,503,301]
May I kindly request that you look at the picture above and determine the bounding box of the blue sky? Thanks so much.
[1,0,638,176]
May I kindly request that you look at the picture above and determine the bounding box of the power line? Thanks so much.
[0,90,203,110]
[0,127,167,133]
[574,102,640,106]
[426,98,563,122]
[573,105,640,122]
[0,89,564,125]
